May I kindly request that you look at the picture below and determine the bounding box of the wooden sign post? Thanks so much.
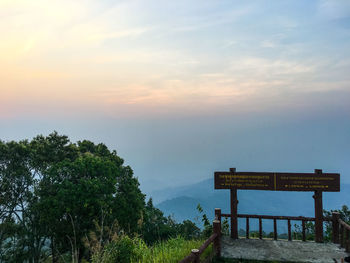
[214,168,340,242]
[314,169,324,243]
[229,168,238,239]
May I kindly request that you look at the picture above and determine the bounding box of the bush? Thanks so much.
[92,235,136,263]
[91,235,212,263]
[132,236,212,263]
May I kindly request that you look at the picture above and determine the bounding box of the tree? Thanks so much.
[37,154,120,261]
[324,205,350,242]
[196,204,212,238]
[176,220,200,240]
[0,139,45,262]
[36,136,145,262]
[113,166,145,234]
[0,131,204,262]
[141,198,176,244]
[0,132,145,262]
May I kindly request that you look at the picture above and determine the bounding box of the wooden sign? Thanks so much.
[214,168,340,243]
[214,171,340,192]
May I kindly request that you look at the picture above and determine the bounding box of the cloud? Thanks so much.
[0,0,153,61]
[318,0,350,20]
[0,0,349,119]
[230,57,315,75]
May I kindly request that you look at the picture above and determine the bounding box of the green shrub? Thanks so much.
[131,236,212,263]
[92,235,136,263]
[91,235,212,263]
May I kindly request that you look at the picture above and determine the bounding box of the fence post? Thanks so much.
[215,208,221,222]
[273,218,277,240]
[213,219,221,258]
[346,229,350,253]
[230,167,238,239]
[246,217,249,239]
[288,219,292,241]
[191,249,200,263]
[332,212,340,244]
[259,217,263,239]
[313,170,324,243]
[340,224,344,248]
[302,220,306,242]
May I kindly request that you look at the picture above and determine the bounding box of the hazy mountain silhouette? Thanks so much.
[154,178,350,232]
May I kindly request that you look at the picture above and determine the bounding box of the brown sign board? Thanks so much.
[214,171,340,192]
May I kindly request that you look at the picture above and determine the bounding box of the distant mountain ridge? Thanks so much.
[154,178,350,232]
[151,178,216,204]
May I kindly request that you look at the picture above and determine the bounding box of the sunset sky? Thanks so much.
[1,0,349,195]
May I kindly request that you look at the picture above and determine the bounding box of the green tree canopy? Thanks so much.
[0,132,203,262]
[0,132,145,262]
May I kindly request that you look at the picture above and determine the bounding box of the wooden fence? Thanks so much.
[179,210,350,262]
[179,220,221,263]
[217,207,327,242]
[332,212,350,253]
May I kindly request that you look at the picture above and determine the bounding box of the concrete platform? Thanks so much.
[221,236,349,262]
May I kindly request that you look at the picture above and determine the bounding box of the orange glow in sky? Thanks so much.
[1,0,349,119]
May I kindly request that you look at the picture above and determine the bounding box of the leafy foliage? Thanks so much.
[323,205,350,242]
[141,198,200,244]
[196,204,213,238]
[292,221,315,241]
[0,132,204,262]
[0,132,145,262]
[130,236,212,263]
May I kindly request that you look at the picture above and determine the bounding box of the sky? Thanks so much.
[1,0,349,197]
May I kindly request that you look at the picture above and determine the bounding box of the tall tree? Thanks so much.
[0,132,145,262]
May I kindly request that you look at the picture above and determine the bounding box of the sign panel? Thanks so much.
[214,171,340,192]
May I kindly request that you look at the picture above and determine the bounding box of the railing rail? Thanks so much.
[179,210,350,262]
[339,219,350,231]
[218,210,331,242]
[333,212,350,253]
[179,220,221,263]
[197,233,217,254]
[221,213,316,221]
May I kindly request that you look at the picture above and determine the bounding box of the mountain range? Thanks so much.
[152,178,350,232]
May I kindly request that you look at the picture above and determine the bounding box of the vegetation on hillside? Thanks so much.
[0,132,203,262]
[1,132,349,262]
[213,259,301,263]
[89,235,212,263]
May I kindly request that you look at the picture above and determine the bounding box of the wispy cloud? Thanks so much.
[318,0,350,20]
[0,0,349,119]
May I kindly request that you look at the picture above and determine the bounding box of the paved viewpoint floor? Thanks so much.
[221,236,349,263]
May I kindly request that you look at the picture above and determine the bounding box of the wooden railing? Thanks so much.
[332,212,350,253]
[179,210,350,262]
[216,208,332,242]
[179,220,221,263]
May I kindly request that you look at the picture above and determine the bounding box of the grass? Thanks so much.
[212,258,303,263]
[131,236,213,263]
